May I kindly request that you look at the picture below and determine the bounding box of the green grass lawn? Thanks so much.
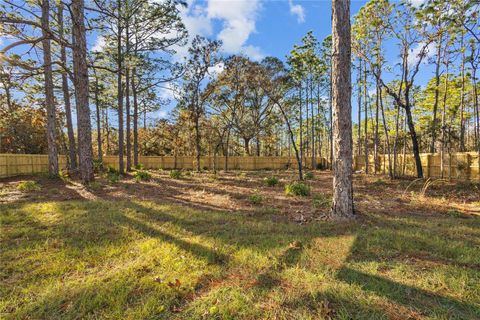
[1,197,479,319]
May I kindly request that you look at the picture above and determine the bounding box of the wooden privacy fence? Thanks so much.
[1,152,478,180]
[354,152,480,180]
[0,154,328,178]
[101,155,329,171]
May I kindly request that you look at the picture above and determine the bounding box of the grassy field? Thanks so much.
[1,170,479,319]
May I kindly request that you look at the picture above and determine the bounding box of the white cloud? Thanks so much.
[158,110,168,118]
[207,0,260,53]
[208,61,225,77]
[288,0,305,23]
[91,35,106,53]
[408,0,425,8]
[174,0,264,61]
[241,45,264,61]
[407,41,434,66]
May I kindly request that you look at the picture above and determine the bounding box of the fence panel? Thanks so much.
[1,153,478,180]
[353,152,479,180]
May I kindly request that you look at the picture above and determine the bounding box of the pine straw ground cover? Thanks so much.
[0,170,479,319]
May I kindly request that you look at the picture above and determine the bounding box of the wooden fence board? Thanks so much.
[1,153,478,180]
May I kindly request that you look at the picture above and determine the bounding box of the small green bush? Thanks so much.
[134,170,151,182]
[264,176,279,187]
[17,181,41,192]
[304,172,314,180]
[107,172,120,184]
[249,193,263,205]
[170,170,182,179]
[285,182,310,197]
[93,159,104,172]
[106,165,118,174]
[135,163,145,170]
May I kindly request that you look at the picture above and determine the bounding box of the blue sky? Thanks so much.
[135,0,374,119]
[127,0,434,121]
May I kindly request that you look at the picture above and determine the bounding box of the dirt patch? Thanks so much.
[1,170,478,222]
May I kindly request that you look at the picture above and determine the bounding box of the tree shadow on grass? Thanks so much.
[2,194,480,319]
[336,266,480,319]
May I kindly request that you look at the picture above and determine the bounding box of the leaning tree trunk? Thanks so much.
[58,1,77,171]
[72,0,94,183]
[41,0,59,176]
[405,104,423,178]
[331,0,354,218]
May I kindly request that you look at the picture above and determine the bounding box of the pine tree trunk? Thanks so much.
[299,84,303,176]
[430,33,442,153]
[224,127,230,171]
[125,66,131,171]
[363,63,368,174]
[72,0,94,183]
[374,79,379,174]
[459,33,466,152]
[58,2,77,171]
[132,68,139,167]
[195,114,201,172]
[378,79,392,179]
[310,75,316,169]
[329,65,333,169]
[357,58,362,161]
[441,63,449,178]
[41,0,59,176]
[95,77,102,161]
[331,0,354,218]
[117,0,124,174]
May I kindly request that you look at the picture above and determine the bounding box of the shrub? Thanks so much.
[170,170,182,179]
[456,161,467,172]
[249,193,263,205]
[107,172,120,184]
[264,176,279,187]
[312,193,332,209]
[134,163,145,170]
[106,165,118,174]
[304,172,314,180]
[93,159,104,172]
[285,182,310,196]
[134,170,151,182]
[17,181,41,192]
[59,169,70,180]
